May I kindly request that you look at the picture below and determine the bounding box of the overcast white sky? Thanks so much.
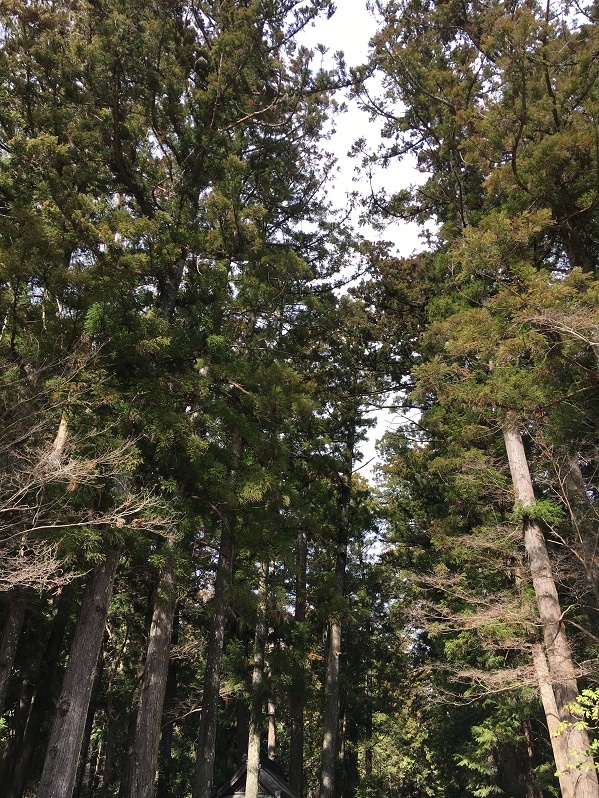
[299,2,424,478]
[299,1,425,258]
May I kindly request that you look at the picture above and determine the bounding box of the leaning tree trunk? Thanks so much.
[289,528,307,797]
[319,476,351,798]
[0,591,27,714]
[245,562,268,798]
[504,427,598,798]
[531,642,574,798]
[37,548,120,798]
[126,553,178,798]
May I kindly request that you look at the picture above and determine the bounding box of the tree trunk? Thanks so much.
[320,621,342,798]
[364,666,373,777]
[531,642,574,798]
[37,548,120,798]
[126,556,178,798]
[319,475,350,798]
[245,562,268,798]
[267,698,276,761]
[74,654,104,798]
[192,517,235,798]
[504,427,598,797]
[7,584,74,798]
[193,431,241,798]
[289,528,307,797]
[0,591,27,713]
[157,604,179,798]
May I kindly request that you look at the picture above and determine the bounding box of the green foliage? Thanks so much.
[509,499,565,526]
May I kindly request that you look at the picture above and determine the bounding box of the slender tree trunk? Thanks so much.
[267,698,276,761]
[193,432,241,798]
[37,548,120,798]
[320,621,341,798]
[319,476,350,798]
[157,604,179,798]
[289,528,307,797]
[364,665,373,777]
[246,562,268,798]
[0,591,27,713]
[192,517,235,798]
[126,555,178,798]
[7,584,74,798]
[1,679,35,787]
[504,427,598,797]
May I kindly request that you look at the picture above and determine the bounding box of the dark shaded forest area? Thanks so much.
[0,1,598,798]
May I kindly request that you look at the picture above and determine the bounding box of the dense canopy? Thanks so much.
[0,2,598,798]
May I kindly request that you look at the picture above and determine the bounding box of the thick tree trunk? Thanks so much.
[531,642,574,798]
[245,563,268,798]
[126,557,178,798]
[7,584,74,798]
[192,518,235,798]
[319,476,350,798]
[504,427,598,797]
[74,655,104,798]
[37,548,120,798]
[289,528,307,797]
[0,592,27,713]
[157,605,179,798]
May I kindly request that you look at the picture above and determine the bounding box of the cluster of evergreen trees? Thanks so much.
[0,1,598,798]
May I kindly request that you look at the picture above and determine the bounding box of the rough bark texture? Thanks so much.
[6,584,74,798]
[127,560,178,798]
[532,642,574,798]
[289,528,307,797]
[319,476,350,798]
[0,592,27,713]
[192,519,235,798]
[504,427,598,797]
[319,621,342,798]
[37,548,120,798]
[193,432,241,798]
[157,605,179,798]
[245,563,268,798]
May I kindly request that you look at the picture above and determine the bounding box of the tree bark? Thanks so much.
[37,548,120,798]
[7,584,74,798]
[289,528,307,797]
[74,654,104,798]
[267,698,276,761]
[0,591,27,713]
[531,642,574,798]
[126,555,178,798]
[193,432,241,798]
[319,474,351,798]
[504,427,598,797]
[192,519,235,798]
[245,562,268,798]
[157,604,179,798]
